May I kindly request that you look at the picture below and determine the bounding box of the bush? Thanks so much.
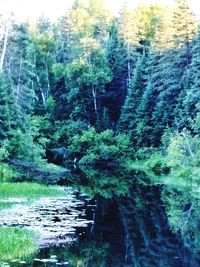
[0,163,18,182]
[69,127,132,165]
[6,128,46,163]
[0,147,9,161]
[144,153,170,175]
[167,131,200,169]
[52,119,88,147]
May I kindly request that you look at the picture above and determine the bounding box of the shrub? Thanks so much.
[52,119,88,147]
[0,147,9,161]
[167,131,200,168]
[0,164,18,182]
[6,129,46,163]
[69,127,132,165]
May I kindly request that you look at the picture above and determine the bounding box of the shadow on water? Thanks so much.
[3,167,200,266]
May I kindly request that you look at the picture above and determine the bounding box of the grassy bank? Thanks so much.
[0,227,37,261]
[0,182,66,199]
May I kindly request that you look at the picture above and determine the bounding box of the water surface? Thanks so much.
[1,168,200,266]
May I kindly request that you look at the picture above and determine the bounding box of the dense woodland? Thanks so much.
[1,0,200,176]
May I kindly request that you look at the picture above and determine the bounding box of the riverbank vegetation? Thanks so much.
[0,227,37,261]
[0,183,65,199]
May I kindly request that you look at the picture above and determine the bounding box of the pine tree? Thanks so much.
[180,28,200,126]
[134,80,158,147]
[0,73,14,138]
[8,23,36,127]
[118,52,147,133]
[105,21,128,124]
[148,0,196,144]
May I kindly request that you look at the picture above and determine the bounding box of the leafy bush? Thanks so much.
[0,147,9,161]
[69,127,132,165]
[144,152,170,175]
[6,129,46,163]
[0,163,18,182]
[52,119,88,147]
[167,131,200,169]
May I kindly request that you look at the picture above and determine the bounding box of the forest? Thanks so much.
[0,0,199,178]
[0,0,200,265]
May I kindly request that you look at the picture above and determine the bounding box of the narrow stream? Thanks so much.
[0,168,200,266]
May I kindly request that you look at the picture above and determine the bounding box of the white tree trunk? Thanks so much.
[0,23,10,71]
[45,51,50,99]
[92,86,97,111]
[36,75,46,106]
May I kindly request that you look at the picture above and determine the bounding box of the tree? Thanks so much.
[65,42,111,124]
[148,0,196,144]
[0,73,14,139]
[118,52,147,133]
[32,19,56,111]
[178,28,200,127]
[2,23,37,128]
[105,21,128,125]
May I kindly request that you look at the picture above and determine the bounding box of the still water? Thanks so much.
[1,168,200,266]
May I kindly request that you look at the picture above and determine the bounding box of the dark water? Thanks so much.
[4,168,200,266]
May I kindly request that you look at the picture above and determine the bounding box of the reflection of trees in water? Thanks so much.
[69,167,136,198]
[161,178,200,257]
[118,183,200,267]
[39,240,110,267]
[54,168,200,267]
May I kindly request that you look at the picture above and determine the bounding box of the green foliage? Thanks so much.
[0,227,37,261]
[6,128,46,163]
[69,127,131,165]
[0,182,65,199]
[0,0,199,177]
[0,147,9,162]
[118,52,147,133]
[167,131,200,169]
[52,119,88,146]
[144,152,170,175]
[0,73,14,139]
[0,164,18,182]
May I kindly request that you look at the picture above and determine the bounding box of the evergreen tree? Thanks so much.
[0,73,14,139]
[5,23,36,127]
[149,0,196,144]
[105,21,128,125]
[118,52,147,133]
[179,28,200,127]
[134,80,158,147]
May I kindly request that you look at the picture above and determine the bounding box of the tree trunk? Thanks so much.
[36,75,46,106]
[45,51,50,100]
[0,23,10,71]
[92,86,97,111]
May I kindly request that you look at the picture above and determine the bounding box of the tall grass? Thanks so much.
[0,227,37,261]
[0,182,66,199]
